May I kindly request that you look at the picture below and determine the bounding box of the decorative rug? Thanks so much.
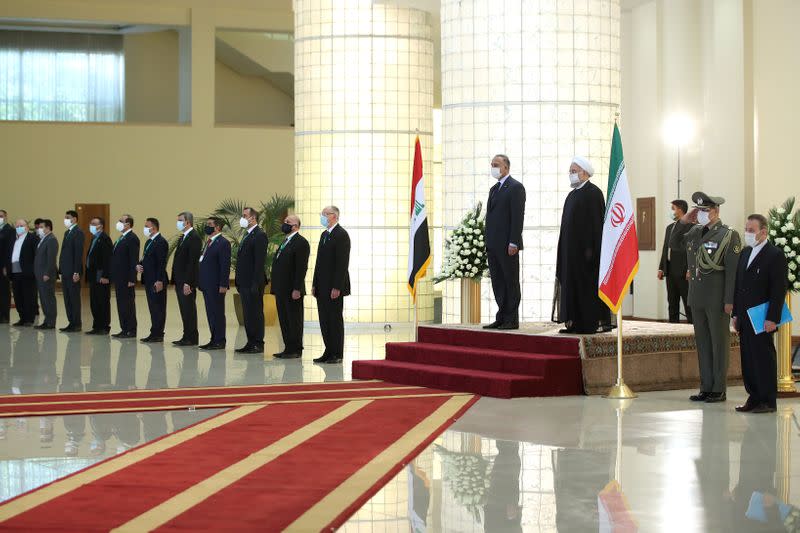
[0,391,477,531]
[0,381,455,418]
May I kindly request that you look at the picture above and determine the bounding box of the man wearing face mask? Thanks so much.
[235,207,268,354]
[553,156,611,334]
[675,192,741,403]
[658,200,693,323]
[110,214,139,338]
[58,210,85,332]
[483,154,526,330]
[171,212,202,347]
[85,217,112,335]
[0,210,14,323]
[731,214,787,413]
[9,219,38,326]
[312,206,350,364]
[198,217,231,350]
[136,218,168,343]
[34,219,59,330]
[270,215,310,358]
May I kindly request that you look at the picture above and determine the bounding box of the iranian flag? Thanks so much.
[407,136,431,302]
[598,124,639,313]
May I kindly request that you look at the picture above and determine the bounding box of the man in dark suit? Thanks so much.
[171,211,202,346]
[9,219,38,326]
[658,199,693,323]
[732,214,788,414]
[271,214,310,359]
[484,154,526,330]
[199,218,231,350]
[0,210,14,323]
[111,214,139,338]
[58,209,85,332]
[312,206,350,364]
[136,218,168,343]
[235,207,268,354]
[85,217,112,335]
[34,219,59,330]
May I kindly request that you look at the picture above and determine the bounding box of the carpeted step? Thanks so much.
[417,326,579,356]
[352,360,581,398]
[385,342,581,382]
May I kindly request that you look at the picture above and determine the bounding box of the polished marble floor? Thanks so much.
[1,296,799,532]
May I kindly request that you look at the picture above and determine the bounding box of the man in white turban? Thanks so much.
[552,156,612,334]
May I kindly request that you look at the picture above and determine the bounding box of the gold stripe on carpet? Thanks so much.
[111,400,372,533]
[0,405,265,522]
[284,394,475,532]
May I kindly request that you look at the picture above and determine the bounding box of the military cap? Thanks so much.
[691,191,725,208]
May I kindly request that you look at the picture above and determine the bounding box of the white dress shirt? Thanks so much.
[747,239,768,268]
[11,233,25,263]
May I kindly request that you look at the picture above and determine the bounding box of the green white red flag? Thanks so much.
[407,136,431,302]
[598,124,639,313]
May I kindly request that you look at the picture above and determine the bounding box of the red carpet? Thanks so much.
[0,381,457,418]
[0,392,477,531]
[353,325,584,398]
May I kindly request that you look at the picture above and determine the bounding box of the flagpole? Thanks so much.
[605,308,637,399]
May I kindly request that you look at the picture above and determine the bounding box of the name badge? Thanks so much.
[704,242,719,250]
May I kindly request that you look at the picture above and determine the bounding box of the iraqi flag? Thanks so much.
[598,124,639,313]
[407,136,431,302]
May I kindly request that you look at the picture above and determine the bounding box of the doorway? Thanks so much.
[75,203,110,261]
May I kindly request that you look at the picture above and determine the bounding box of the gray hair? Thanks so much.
[324,206,340,218]
[178,211,194,225]
[494,154,510,168]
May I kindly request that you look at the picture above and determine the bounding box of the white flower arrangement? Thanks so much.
[434,202,489,283]
[768,197,800,293]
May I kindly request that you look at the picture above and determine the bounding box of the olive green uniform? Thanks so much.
[674,219,741,393]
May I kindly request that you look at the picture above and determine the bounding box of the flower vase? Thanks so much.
[460,278,481,325]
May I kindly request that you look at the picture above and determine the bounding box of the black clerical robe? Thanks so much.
[552,180,610,333]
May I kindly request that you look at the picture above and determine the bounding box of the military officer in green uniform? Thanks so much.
[671,191,741,403]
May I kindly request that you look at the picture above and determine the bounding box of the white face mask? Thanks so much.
[697,210,711,226]
[176,220,185,232]
[669,211,678,222]
[490,167,502,180]
[143,226,152,238]
[63,218,72,228]
[744,231,758,248]
[0,217,5,225]
[36,228,45,238]
[116,221,125,232]
[239,217,249,229]
[89,225,98,236]
[569,173,581,188]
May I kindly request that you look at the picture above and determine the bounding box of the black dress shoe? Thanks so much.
[690,392,710,402]
[118,332,137,339]
[172,339,186,345]
[705,392,726,403]
[313,355,330,363]
[235,344,253,353]
[324,357,343,364]
[558,328,575,334]
[12,320,25,326]
[174,339,198,347]
[497,322,519,330]
[141,336,163,343]
[751,404,777,414]
[242,345,263,354]
[35,324,55,330]
[201,342,226,351]
[735,398,757,412]
[59,325,71,332]
[273,351,288,357]
[276,352,302,359]
[482,321,502,330]
[112,331,125,338]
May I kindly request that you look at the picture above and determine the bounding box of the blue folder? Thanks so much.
[746,301,793,334]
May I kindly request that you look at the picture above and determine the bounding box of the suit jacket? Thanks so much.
[235,226,268,291]
[660,221,691,277]
[9,232,39,278]
[111,231,141,287]
[171,229,202,287]
[0,223,14,275]
[733,241,788,324]
[199,235,231,292]
[34,233,59,280]
[485,176,526,251]
[312,225,351,295]
[270,233,310,296]
[58,225,85,277]
[140,234,169,286]
[85,232,112,283]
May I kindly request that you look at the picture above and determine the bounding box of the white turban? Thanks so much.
[571,156,594,177]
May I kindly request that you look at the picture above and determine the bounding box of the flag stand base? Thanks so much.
[604,380,638,400]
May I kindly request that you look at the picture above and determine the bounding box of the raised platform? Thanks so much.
[352,321,742,397]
